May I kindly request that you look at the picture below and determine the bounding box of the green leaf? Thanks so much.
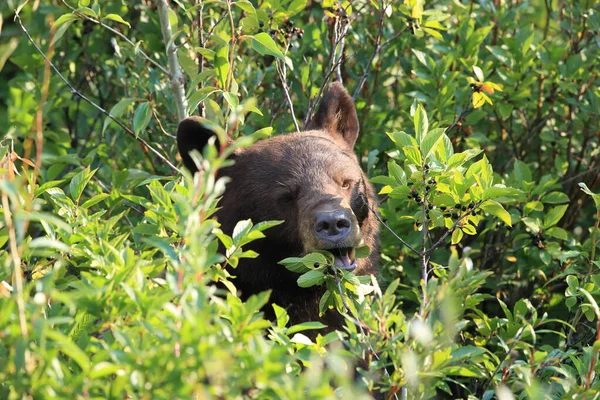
[473,65,485,82]
[541,191,569,204]
[53,13,79,29]
[223,92,239,109]
[287,321,327,335]
[414,104,428,143]
[234,0,256,14]
[543,205,568,229]
[133,102,152,137]
[69,167,96,204]
[104,14,131,27]
[279,257,310,273]
[480,199,512,226]
[579,183,600,208]
[421,128,445,160]
[297,270,325,288]
[388,161,407,185]
[545,227,568,240]
[103,98,135,133]
[251,32,285,60]
[215,45,230,89]
[451,228,463,244]
[355,245,371,259]
[387,131,417,148]
[301,253,329,269]
[51,19,77,46]
[45,330,90,372]
[403,146,423,166]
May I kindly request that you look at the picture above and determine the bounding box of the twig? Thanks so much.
[303,7,353,128]
[2,187,30,370]
[332,268,399,400]
[155,0,189,121]
[276,43,300,132]
[60,0,171,77]
[425,207,477,255]
[420,167,429,290]
[15,12,180,174]
[353,0,389,100]
[365,201,420,256]
[445,96,473,135]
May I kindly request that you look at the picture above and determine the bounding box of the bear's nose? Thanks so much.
[314,210,352,242]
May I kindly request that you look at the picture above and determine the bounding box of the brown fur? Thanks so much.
[177,83,379,330]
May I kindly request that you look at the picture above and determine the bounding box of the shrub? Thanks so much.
[0,0,599,398]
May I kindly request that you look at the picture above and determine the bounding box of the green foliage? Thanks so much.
[1,0,599,398]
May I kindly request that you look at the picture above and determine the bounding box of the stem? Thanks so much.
[332,268,399,400]
[590,209,600,275]
[420,166,429,313]
[353,0,387,100]
[155,0,189,122]
[2,188,31,371]
[276,43,300,132]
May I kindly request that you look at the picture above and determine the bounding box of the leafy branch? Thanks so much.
[15,10,180,173]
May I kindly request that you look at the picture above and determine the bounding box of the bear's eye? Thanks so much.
[342,180,352,190]
[278,192,294,204]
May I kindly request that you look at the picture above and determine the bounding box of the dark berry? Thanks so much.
[382,217,388,223]
[314,262,320,268]
[259,21,264,28]
[428,179,436,184]
[455,204,461,209]
[452,213,459,219]
[428,204,434,210]
[425,185,431,191]
[469,202,475,209]
[507,226,513,231]
[461,206,467,211]
[407,195,412,200]
[424,164,430,169]
[440,206,447,211]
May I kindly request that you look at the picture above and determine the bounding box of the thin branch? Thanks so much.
[60,0,171,77]
[353,0,389,100]
[1,164,30,370]
[332,268,399,400]
[276,43,300,132]
[303,8,353,128]
[425,207,478,255]
[366,201,420,256]
[445,96,473,135]
[155,0,189,121]
[420,168,430,288]
[15,12,180,173]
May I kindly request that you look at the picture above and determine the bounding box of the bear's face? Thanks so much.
[177,83,379,301]
[228,130,371,271]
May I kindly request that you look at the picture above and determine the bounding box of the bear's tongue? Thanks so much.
[333,248,356,271]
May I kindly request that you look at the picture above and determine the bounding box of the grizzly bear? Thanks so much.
[176,83,379,330]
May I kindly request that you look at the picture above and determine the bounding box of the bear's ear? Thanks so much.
[308,82,359,149]
[177,116,219,173]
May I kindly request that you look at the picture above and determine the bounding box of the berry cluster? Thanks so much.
[263,18,304,43]
[530,231,546,248]
[439,202,478,220]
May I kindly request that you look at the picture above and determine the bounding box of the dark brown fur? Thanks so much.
[177,83,379,329]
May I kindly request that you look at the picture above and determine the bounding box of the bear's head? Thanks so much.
[177,83,379,308]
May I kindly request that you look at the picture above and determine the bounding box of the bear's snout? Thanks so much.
[314,210,352,241]
[312,208,360,248]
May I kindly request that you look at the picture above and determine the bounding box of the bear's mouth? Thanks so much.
[331,247,357,271]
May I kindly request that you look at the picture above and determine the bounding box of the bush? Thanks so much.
[1,0,599,398]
